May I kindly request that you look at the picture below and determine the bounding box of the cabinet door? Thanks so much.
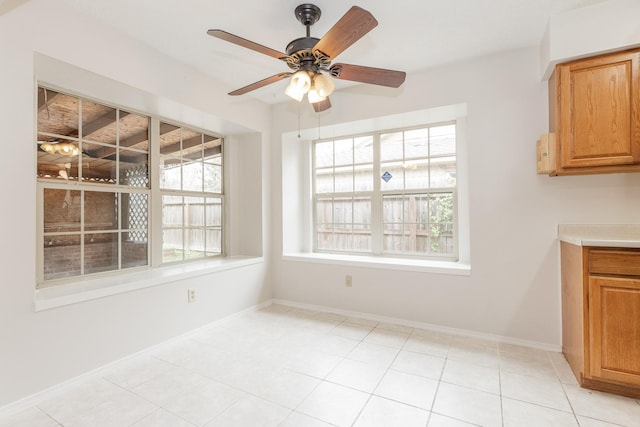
[588,276,640,385]
[557,50,640,170]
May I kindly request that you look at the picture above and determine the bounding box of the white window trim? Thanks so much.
[282,104,470,275]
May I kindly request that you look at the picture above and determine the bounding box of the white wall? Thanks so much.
[541,0,640,78]
[0,0,271,407]
[270,45,640,349]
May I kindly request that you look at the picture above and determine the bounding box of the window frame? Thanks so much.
[36,85,226,288]
[312,122,458,261]
[157,120,225,265]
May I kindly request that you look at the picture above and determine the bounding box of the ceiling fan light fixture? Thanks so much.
[307,86,325,104]
[39,141,79,157]
[313,73,334,98]
[285,70,312,101]
[40,142,56,154]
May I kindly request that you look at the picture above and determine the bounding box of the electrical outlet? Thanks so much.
[187,288,196,303]
[345,275,352,287]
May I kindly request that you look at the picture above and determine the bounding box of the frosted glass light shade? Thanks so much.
[307,87,325,103]
[285,70,311,102]
[313,73,335,97]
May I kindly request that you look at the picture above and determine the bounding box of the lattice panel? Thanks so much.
[126,165,148,242]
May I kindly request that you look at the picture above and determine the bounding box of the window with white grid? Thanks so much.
[313,122,457,259]
[36,86,225,287]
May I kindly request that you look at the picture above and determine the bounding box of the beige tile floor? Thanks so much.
[2,304,640,427]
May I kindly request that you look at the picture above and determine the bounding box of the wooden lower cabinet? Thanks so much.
[561,242,640,398]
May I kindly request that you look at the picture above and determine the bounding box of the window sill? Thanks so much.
[34,256,264,312]
[282,252,471,275]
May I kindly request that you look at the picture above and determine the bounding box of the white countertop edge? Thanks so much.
[558,224,640,248]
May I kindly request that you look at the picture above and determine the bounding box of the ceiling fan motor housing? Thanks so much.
[286,37,320,56]
[294,4,321,27]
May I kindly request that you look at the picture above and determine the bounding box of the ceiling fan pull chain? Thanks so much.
[297,103,301,138]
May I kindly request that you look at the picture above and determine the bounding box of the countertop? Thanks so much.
[558,224,640,248]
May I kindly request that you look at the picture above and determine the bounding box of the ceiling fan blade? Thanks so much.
[207,29,288,60]
[330,64,406,88]
[228,72,292,96]
[312,6,378,60]
[312,97,332,113]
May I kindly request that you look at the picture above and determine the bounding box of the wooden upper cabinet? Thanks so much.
[551,49,640,175]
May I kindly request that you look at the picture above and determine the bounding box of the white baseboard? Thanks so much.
[0,299,274,419]
[272,298,562,353]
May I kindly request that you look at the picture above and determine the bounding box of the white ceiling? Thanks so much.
[59,0,607,105]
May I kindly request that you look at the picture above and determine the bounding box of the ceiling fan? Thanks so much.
[207,3,406,112]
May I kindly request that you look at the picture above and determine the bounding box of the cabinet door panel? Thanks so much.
[558,50,640,170]
[589,276,640,385]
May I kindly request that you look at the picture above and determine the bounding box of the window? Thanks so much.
[313,123,457,259]
[159,123,223,263]
[36,86,224,287]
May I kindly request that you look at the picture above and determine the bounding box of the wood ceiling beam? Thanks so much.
[82,111,129,138]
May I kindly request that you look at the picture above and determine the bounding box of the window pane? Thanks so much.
[380,163,404,190]
[181,129,202,157]
[84,191,117,231]
[334,139,353,166]
[430,124,456,156]
[206,229,222,255]
[405,128,428,159]
[84,232,118,274]
[333,198,353,229]
[43,234,81,281]
[162,196,183,227]
[429,193,454,226]
[37,88,79,137]
[160,123,181,157]
[316,198,333,224]
[83,142,116,184]
[44,188,81,233]
[206,198,222,227]
[381,132,403,161]
[120,150,149,187]
[162,228,183,263]
[354,136,373,164]
[160,157,182,190]
[82,101,116,144]
[404,161,430,189]
[37,139,80,181]
[183,160,203,192]
[204,163,222,193]
[352,198,371,252]
[120,111,150,152]
[186,197,205,227]
[316,197,333,250]
[185,229,206,260]
[430,156,456,188]
[354,164,373,192]
[121,231,148,268]
[315,169,334,193]
[334,165,353,193]
[315,141,333,168]
[121,193,147,241]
